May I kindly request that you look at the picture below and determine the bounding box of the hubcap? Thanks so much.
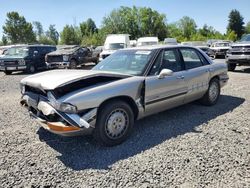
[209,82,219,102]
[105,109,129,139]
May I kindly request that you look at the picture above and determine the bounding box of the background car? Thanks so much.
[99,34,130,61]
[210,41,231,58]
[92,46,103,59]
[46,45,98,69]
[0,45,56,75]
[226,34,250,71]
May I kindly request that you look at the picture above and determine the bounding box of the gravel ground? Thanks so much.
[0,60,249,188]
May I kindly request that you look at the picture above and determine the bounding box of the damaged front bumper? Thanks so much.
[46,61,70,69]
[20,92,96,136]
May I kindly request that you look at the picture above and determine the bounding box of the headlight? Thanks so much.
[59,103,77,113]
[18,59,26,66]
[63,55,69,62]
[47,92,77,113]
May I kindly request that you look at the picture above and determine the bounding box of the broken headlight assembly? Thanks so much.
[47,92,77,114]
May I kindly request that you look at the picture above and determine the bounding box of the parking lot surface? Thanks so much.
[0,59,249,187]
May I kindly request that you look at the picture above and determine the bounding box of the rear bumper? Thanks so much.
[0,65,27,71]
[21,93,95,136]
[46,62,69,69]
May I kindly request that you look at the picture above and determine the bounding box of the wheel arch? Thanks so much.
[210,75,219,82]
[98,96,139,120]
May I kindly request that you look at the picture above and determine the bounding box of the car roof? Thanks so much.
[122,44,196,51]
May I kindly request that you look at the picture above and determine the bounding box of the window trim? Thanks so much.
[146,47,185,76]
[178,47,208,70]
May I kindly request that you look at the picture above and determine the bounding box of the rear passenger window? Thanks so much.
[180,48,203,69]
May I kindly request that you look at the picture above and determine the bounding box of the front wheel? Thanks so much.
[93,100,134,146]
[4,70,12,75]
[200,78,220,106]
[69,59,77,69]
[227,63,236,71]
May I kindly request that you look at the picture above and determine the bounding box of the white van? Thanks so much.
[164,38,178,45]
[137,37,159,47]
[99,34,130,61]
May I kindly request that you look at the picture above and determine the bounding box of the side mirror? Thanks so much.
[33,51,38,56]
[158,69,173,79]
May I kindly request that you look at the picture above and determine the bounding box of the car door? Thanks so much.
[31,47,44,69]
[144,49,188,116]
[179,48,210,103]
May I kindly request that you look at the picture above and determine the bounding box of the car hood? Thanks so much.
[20,69,130,90]
[47,50,75,56]
[0,55,25,60]
[210,46,230,50]
[232,41,250,47]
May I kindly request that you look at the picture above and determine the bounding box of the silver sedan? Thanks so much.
[20,45,229,146]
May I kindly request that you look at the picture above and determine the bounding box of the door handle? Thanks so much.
[177,75,185,79]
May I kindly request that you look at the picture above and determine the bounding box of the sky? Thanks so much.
[0,0,250,37]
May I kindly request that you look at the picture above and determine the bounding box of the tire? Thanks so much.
[4,71,12,75]
[69,59,77,69]
[200,78,220,106]
[27,65,36,74]
[93,100,134,146]
[227,63,236,71]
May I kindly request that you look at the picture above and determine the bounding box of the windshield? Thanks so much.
[240,35,250,42]
[5,47,29,57]
[137,42,158,46]
[104,43,125,50]
[215,43,229,47]
[92,50,153,76]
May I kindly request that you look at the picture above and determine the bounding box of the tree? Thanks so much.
[198,24,217,38]
[80,18,97,36]
[102,6,167,40]
[138,7,167,40]
[178,16,197,40]
[60,25,81,45]
[81,29,106,46]
[226,30,237,41]
[46,25,59,45]
[245,22,250,34]
[167,23,184,42]
[38,35,55,45]
[227,9,244,39]
[33,21,44,40]
[3,12,36,44]
[1,35,8,45]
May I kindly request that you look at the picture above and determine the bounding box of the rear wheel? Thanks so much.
[200,78,220,106]
[69,59,77,69]
[227,63,236,71]
[93,100,134,146]
[4,71,12,75]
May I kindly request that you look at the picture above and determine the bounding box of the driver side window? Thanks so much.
[149,49,182,75]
